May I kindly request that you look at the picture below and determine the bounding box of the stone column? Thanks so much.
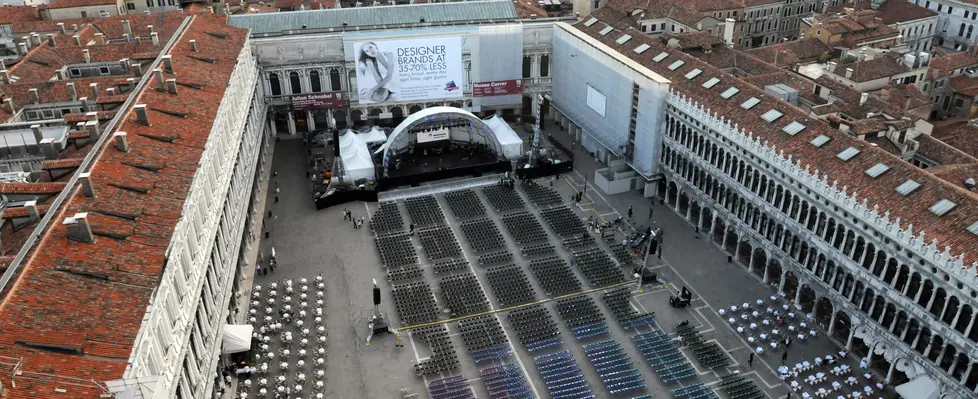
[828,311,838,336]
[845,327,855,349]
[287,111,296,135]
[885,361,896,383]
[962,363,974,384]
[269,117,277,136]
[939,299,953,324]
[794,285,803,307]
[307,110,316,131]
[778,271,787,293]
[964,313,977,337]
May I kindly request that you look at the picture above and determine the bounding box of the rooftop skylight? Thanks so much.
[702,77,720,88]
[653,52,669,62]
[634,44,651,54]
[761,109,783,123]
[836,147,861,161]
[967,220,978,236]
[616,34,633,44]
[741,97,760,110]
[895,179,920,196]
[864,163,890,178]
[929,199,958,216]
[809,135,830,147]
[685,69,703,79]
[782,121,806,135]
[599,26,614,35]
[584,18,599,27]
[720,87,740,99]
[668,60,685,70]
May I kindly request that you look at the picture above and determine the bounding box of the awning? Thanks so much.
[222,324,254,354]
[895,376,938,399]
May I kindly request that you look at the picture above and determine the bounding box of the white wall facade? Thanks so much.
[912,0,978,50]
[111,40,267,399]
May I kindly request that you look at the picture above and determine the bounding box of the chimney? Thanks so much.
[28,88,39,104]
[78,97,89,112]
[63,213,94,243]
[860,92,869,105]
[135,36,142,46]
[845,68,854,79]
[131,62,143,76]
[71,23,78,32]
[166,78,178,94]
[24,201,39,221]
[106,87,116,95]
[79,172,96,197]
[113,131,131,152]
[31,124,44,143]
[85,120,99,139]
[39,138,58,159]
[151,32,159,46]
[83,49,91,63]
[153,68,164,91]
[89,82,99,99]
[123,33,130,42]
[67,82,77,100]
[122,20,132,38]
[0,69,8,84]
[72,35,81,46]
[135,104,150,125]
[881,84,891,101]
[31,33,41,47]
[189,39,197,52]
[904,97,913,111]
[4,98,14,113]
[57,22,66,34]
[161,55,173,73]
[95,33,105,45]
[46,34,55,47]
[723,18,735,46]
[17,42,28,55]
[147,25,154,33]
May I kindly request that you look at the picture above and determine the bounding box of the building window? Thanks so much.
[80,11,88,17]
[42,110,54,118]
[968,25,974,39]
[960,23,966,37]
[310,70,321,92]
[26,110,37,120]
[329,69,341,91]
[168,0,174,5]
[289,71,301,94]
[268,73,281,96]
[540,55,550,77]
[70,69,81,77]
[522,56,531,78]
[99,66,110,75]
[127,2,135,9]
[146,0,152,7]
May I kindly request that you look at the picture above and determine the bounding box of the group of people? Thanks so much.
[342,208,366,229]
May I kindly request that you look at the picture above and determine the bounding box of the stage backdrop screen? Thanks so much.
[417,128,450,143]
[353,37,464,104]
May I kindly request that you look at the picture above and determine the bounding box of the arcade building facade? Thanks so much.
[659,92,978,397]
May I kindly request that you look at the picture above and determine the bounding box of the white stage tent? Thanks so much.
[221,324,253,354]
[359,126,388,144]
[484,115,523,159]
[339,129,376,180]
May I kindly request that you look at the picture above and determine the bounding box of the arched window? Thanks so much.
[960,23,966,37]
[268,73,281,96]
[289,71,302,94]
[329,69,341,91]
[310,70,322,92]
[522,56,532,78]
[540,55,550,77]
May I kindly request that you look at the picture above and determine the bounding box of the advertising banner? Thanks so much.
[353,37,464,104]
[292,93,345,111]
[473,80,523,97]
[417,128,450,143]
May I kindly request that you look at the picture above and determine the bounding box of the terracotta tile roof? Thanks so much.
[947,74,978,97]
[0,5,43,25]
[928,51,978,79]
[68,130,90,139]
[743,0,782,6]
[0,77,128,107]
[825,0,937,24]
[927,163,978,189]
[688,0,742,12]
[41,158,86,170]
[64,110,117,123]
[571,17,978,266]
[865,135,902,155]
[933,122,978,159]
[7,46,67,83]
[514,0,549,18]
[662,31,724,51]
[744,38,831,65]
[1,205,51,219]
[95,94,129,104]
[43,0,119,9]
[916,134,978,165]
[0,182,69,195]
[236,4,280,14]
[842,56,908,82]
[0,14,249,399]
[606,0,711,26]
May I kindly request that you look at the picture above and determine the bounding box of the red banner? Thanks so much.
[472,80,523,97]
[291,93,346,111]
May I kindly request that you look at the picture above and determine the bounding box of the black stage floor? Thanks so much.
[387,151,497,179]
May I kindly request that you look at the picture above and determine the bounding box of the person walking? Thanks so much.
[782,350,789,364]
[359,217,365,229]
[622,238,628,247]
[342,209,348,220]
[550,175,556,187]
[784,337,793,348]
[748,352,754,367]
[353,217,359,229]
[627,206,633,220]
[409,223,415,235]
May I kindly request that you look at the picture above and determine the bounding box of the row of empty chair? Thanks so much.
[718,373,765,399]
[572,248,626,288]
[507,304,562,352]
[460,218,506,253]
[555,295,609,340]
[528,256,582,297]
[432,258,470,275]
[444,189,486,220]
[521,180,563,206]
[601,287,656,329]
[418,226,463,261]
[582,339,646,395]
[671,382,719,399]
[540,207,589,239]
[427,374,473,399]
[502,212,549,246]
[439,272,491,317]
[608,243,638,265]
[676,322,729,370]
[521,242,556,259]
[483,185,526,213]
[480,362,532,399]
[533,350,594,399]
[375,232,418,268]
[413,325,461,376]
[370,201,404,234]
[404,195,446,228]
[486,265,537,308]
[458,315,511,363]
[633,330,696,383]
[478,250,514,267]
[391,281,440,325]
[386,263,424,282]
